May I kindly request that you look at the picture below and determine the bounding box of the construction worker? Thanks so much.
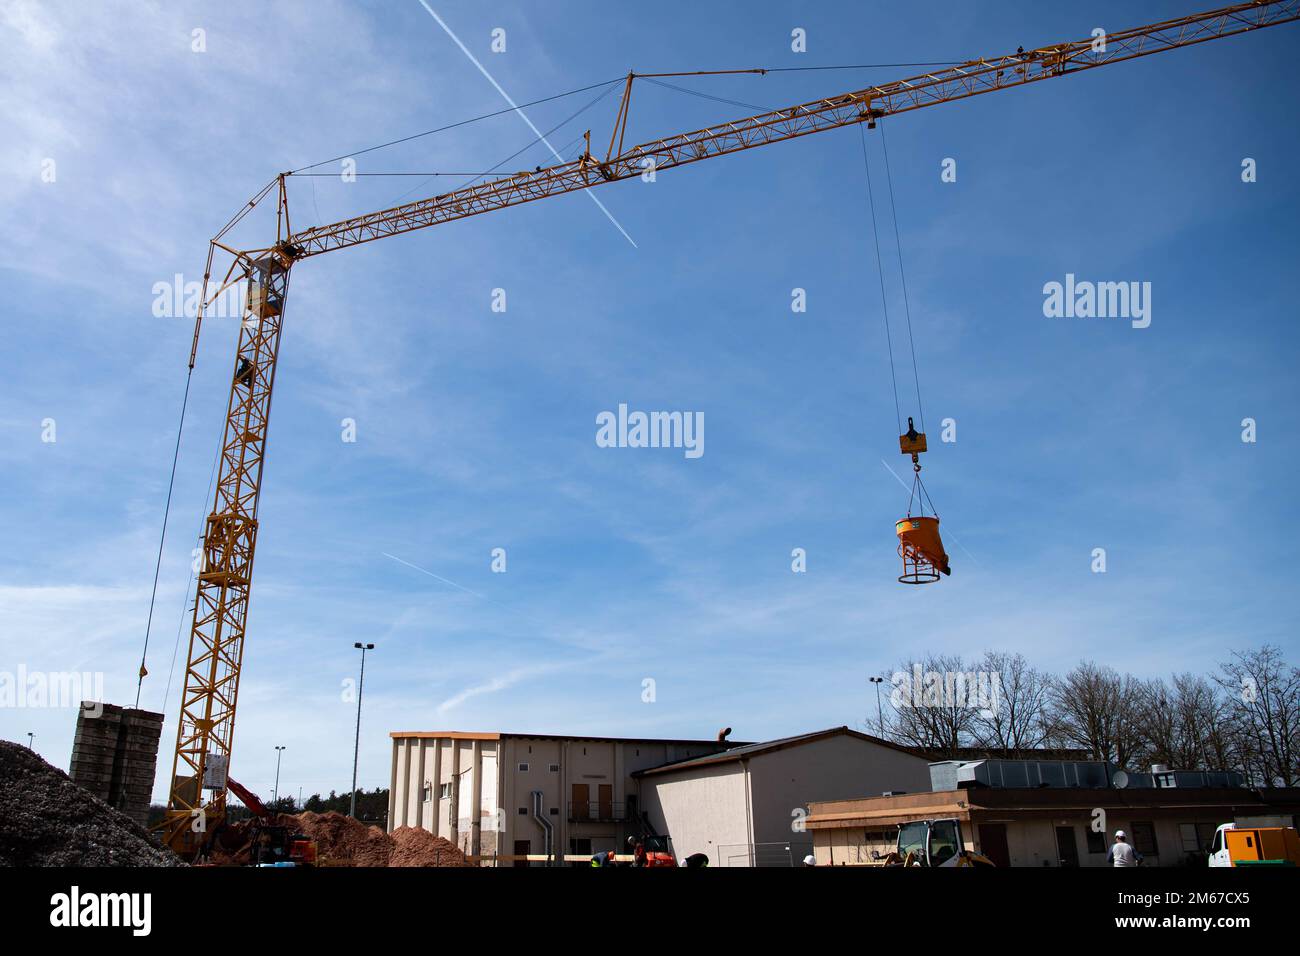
[803,854,817,867]
[589,849,617,867]
[629,835,647,867]
[1107,830,1143,867]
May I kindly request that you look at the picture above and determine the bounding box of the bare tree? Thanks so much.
[1215,646,1300,787]
[1046,661,1145,768]
[971,651,1053,753]
[865,647,1296,778]
[879,653,983,756]
[1175,673,1234,770]
[1134,674,1226,770]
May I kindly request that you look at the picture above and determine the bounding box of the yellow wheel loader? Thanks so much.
[876,820,996,868]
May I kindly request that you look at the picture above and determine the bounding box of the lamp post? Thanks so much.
[350,642,375,819]
[869,676,885,737]
[273,745,286,806]
[27,732,34,750]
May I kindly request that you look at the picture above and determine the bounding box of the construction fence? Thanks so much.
[714,841,814,867]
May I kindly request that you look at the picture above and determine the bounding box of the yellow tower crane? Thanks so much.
[159,0,1300,856]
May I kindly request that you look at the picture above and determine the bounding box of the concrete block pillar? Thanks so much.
[69,702,164,828]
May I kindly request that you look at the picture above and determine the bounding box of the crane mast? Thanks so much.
[161,0,1300,855]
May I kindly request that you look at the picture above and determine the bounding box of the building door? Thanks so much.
[1055,826,1080,867]
[513,839,530,868]
[977,823,1011,868]
[598,784,613,821]
[570,837,592,866]
[571,783,589,821]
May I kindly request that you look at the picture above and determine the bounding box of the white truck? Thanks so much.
[1207,819,1300,867]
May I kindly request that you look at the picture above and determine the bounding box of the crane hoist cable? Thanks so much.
[859,122,947,583]
[133,367,192,707]
[288,77,627,175]
[142,82,625,698]
[161,412,227,715]
[858,123,903,435]
[286,62,969,177]
[374,81,622,211]
[879,121,926,435]
[135,177,285,698]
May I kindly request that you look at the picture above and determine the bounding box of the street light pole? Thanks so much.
[273,745,286,806]
[27,732,34,750]
[869,676,885,737]
[350,642,375,819]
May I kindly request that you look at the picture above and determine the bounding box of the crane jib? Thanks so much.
[277,0,1300,260]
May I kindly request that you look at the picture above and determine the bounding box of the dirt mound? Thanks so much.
[0,739,183,867]
[294,810,393,867]
[210,811,471,867]
[389,825,470,867]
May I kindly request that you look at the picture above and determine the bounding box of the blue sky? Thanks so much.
[1,0,1297,804]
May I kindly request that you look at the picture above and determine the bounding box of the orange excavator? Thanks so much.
[217,778,317,867]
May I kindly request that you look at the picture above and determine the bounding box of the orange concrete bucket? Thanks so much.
[895,515,951,584]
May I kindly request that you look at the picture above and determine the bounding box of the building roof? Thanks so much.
[804,787,1300,829]
[915,746,1093,762]
[632,726,921,778]
[389,730,749,746]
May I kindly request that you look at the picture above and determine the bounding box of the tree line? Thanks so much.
[869,644,1299,787]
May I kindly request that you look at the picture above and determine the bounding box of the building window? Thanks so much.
[422,785,432,803]
[549,763,560,772]
[570,838,592,857]
[439,783,451,799]
[1180,823,1217,854]
[549,807,559,816]
[1198,823,1217,851]
[518,762,530,772]
[1085,828,1106,854]
[1130,821,1159,857]
[518,807,528,815]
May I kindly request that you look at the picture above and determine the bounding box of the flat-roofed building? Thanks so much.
[387,730,738,864]
[805,761,1300,867]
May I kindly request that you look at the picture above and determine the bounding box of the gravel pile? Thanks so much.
[0,739,184,867]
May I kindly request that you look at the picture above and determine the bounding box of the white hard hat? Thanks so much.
[803,854,816,866]
[1114,830,1125,838]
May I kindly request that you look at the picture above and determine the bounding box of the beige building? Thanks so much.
[636,727,932,866]
[387,730,737,863]
[806,775,1300,867]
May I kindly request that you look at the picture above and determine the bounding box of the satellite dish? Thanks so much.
[1111,770,1129,789]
